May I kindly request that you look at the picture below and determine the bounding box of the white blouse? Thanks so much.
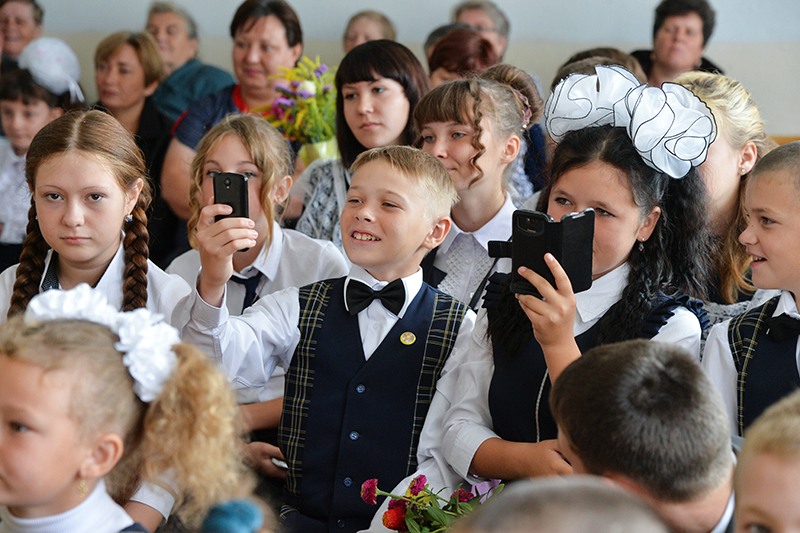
[432,196,514,306]
[439,263,702,480]
[0,479,133,533]
[0,244,192,328]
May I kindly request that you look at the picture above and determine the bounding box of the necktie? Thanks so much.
[230,272,264,309]
[345,278,405,316]
[766,313,800,343]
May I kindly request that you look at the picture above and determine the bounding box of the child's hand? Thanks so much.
[244,441,288,479]
[521,439,573,477]
[195,198,257,306]
[515,254,581,380]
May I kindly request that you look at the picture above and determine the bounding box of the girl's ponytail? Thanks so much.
[139,342,245,525]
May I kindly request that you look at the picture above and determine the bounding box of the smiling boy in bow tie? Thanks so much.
[703,141,800,437]
[187,145,475,533]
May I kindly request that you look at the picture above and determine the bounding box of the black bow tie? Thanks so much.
[230,272,264,309]
[766,313,800,342]
[345,279,405,316]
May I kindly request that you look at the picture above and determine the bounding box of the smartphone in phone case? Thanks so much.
[213,172,249,222]
[510,209,594,297]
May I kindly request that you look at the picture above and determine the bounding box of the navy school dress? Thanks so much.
[483,273,707,447]
[279,277,467,533]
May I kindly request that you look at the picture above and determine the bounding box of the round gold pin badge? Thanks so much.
[400,332,416,345]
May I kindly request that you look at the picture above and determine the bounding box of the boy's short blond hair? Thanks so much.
[350,146,458,220]
[750,140,800,187]
[738,389,800,478]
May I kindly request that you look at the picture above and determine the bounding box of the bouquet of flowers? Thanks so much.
[361,475,503,532]
[264,56,338,164]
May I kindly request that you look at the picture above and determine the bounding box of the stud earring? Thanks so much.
[740,167,747,175]
[78,478,88,498]
[124,214,133,223]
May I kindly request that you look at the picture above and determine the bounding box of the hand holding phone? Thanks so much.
[510,209,594,297]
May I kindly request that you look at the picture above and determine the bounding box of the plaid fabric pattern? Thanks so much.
[280,280,332,496]
[279,280,467,496]
[727,296,780,436]
[404,291,468,471]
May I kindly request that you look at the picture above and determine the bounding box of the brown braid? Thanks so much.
[7,202,49,317]
[122,201,150,311]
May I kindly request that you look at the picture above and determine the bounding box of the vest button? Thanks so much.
[356,384,366,394]
[337,519,346,528]
[343,477,353,487]
[349,431,360,441]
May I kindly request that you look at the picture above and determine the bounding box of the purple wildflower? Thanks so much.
[314,64,328,77]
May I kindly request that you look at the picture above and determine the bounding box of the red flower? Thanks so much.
[361,479,378,505]
[408,475,427,496]
[388,498,407,510]
[382,507,408,532]
[451,488,473,503]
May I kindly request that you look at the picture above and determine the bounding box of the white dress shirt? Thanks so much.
[439,263,702,480]
[186,265,475,387]
[167,222,348,316]
[0,479,133,533]
[703,290,800,436]
[168,222,348,402]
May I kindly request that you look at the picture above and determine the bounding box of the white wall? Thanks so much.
[42,0,800,134]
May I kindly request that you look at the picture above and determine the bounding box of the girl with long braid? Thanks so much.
[0,109,191,323]
[0,110,193,527]
[438,66,714,483]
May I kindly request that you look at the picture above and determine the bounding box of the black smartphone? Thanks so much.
[510,209,594,297]
[213,172,249,222]
[213,172,250,252]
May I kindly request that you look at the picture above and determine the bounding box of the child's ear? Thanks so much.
[739,141,758,176]
[125,178,145,216]
[637,206,661,243]
[422,216,451,251]
[269,175,292,205]
[80,432,125,480]
[49,107,64,121]
[499,134,521,166]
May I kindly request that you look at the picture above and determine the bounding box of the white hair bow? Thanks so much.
[24,284,179,402]
[545,65,716,179]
